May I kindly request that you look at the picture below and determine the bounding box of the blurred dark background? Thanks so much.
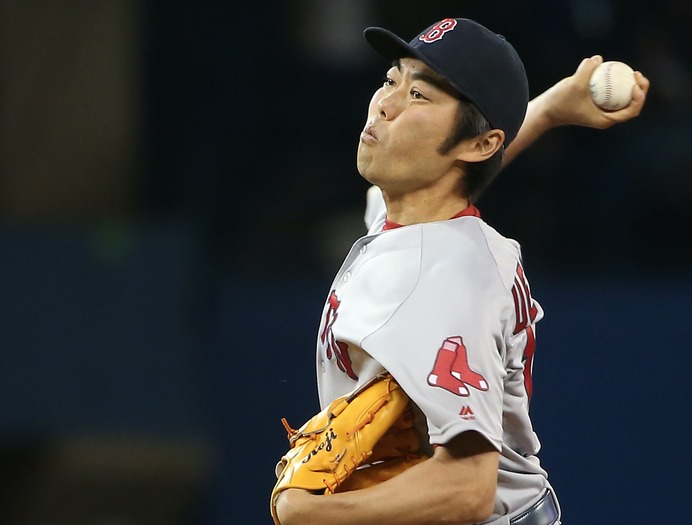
[0,1,690,524]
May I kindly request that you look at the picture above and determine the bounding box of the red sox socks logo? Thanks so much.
[320,290,358,380]
[419,18,458,43]
[427,336,488,397]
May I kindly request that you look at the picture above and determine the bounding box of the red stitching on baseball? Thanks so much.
[604,63,613,106]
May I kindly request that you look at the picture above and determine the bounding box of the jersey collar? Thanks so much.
[383,204,481,231]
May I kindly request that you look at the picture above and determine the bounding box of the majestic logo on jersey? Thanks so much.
[427,336,488,397]
[320,290,358,380]
[459,405,476,421]
[419,18,458,43]
[511,263,538,399]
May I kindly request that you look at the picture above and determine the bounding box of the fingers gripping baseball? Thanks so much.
[542,55,650,129]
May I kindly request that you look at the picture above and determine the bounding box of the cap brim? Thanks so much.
[364,27,416,62]
[364,27,463,98]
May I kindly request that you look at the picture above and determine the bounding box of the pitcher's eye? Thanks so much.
[411,89,427,100]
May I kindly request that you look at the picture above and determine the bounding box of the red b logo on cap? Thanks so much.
[419,18,457,43]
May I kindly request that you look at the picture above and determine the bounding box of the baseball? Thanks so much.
[589,61,636,111]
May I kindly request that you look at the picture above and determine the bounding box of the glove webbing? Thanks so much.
[281,384,393,444]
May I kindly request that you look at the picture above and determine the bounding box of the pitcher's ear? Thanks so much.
[456,129,505,162]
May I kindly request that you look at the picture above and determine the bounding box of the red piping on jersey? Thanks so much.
[383,205,481,231]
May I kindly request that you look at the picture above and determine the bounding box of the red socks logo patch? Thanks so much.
[427,336,488,397]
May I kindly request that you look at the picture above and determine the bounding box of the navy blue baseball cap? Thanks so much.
[364,18,529,146]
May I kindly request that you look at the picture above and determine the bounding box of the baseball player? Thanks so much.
[275,17,648,525]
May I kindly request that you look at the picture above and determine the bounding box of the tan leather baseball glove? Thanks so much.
[270,374,428,525]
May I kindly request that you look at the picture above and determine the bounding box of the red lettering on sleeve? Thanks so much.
[511,264,538,399]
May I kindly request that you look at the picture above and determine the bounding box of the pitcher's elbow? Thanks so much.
[445,487,495,524]
[468,493,495,523]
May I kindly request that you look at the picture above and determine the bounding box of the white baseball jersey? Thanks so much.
[316,186,557,521]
